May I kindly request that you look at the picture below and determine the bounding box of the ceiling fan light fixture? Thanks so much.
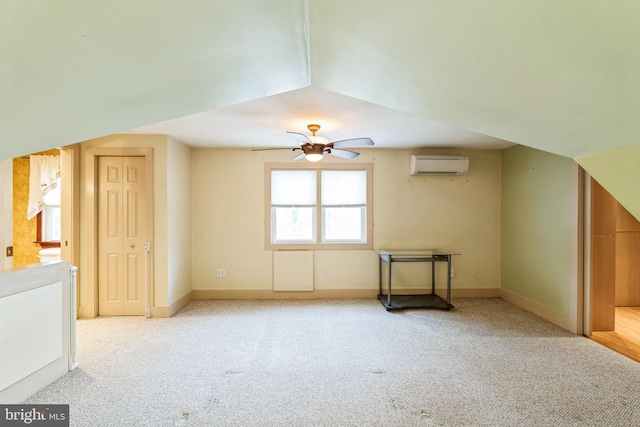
[305,143,325,162]
[305,153,324,162]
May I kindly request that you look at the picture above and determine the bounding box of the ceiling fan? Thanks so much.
[254,124,374,161]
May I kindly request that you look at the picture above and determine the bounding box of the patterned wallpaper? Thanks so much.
[12,149,60,266]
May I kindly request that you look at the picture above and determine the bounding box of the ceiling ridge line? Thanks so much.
[304,0,311,85]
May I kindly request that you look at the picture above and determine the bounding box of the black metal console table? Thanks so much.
[377,249,458,311]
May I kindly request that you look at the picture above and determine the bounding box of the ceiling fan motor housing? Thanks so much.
[303,143,326,155]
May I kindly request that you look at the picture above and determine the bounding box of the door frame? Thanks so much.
[582,173,593,336]
[60,144,81,315]
[574,165,587,337]
[80,147,154,318]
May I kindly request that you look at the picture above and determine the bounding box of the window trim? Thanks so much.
[265,162,373,250]
[36,211,61,248]
[35,177,62,248]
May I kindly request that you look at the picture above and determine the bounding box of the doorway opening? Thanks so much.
[11,149,62,267]
[588,177,640,362]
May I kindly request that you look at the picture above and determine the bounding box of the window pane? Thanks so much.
[272,171,316,205]
[42,177,61,242]
[321,171,366,205]
[323,207,364,242]
[273,207,314,242]
[44,207,62,241]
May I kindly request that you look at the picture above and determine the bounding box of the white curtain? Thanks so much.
[27,155,60,220]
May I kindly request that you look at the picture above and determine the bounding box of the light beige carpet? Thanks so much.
[24,298,640,426]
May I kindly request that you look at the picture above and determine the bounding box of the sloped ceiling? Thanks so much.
[1,1,639,215]
[309,0,640,159]
[0,0,309,159]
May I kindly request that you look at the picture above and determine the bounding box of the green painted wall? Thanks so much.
[501,145,575,316]
[577,144,640,223]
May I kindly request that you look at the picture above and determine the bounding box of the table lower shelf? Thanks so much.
[377,294,454,311]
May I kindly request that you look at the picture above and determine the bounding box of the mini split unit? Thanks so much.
[409,155,469,176]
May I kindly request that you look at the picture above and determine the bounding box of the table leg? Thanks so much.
[378,256,382,295]
[387,260,392,307]
[446,255,452,304]
[431,259,435,294]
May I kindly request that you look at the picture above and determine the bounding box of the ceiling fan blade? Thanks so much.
[292,152,306,160]
[286,131,312,144]
[329,149,360,159]
[330,137,374,148]
[252,147,298,151]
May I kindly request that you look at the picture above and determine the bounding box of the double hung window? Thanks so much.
[37,177,61,247]
[266,163,372,249]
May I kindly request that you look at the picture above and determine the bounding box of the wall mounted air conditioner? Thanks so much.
[409,155,469,175]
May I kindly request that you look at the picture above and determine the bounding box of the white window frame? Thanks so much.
[265,162,373,250]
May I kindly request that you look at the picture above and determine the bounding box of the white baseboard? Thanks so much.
[192,289,377,300]
[169,290,192,317]
[500,288,574,332]
[191,288,500,300]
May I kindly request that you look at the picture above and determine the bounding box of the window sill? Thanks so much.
[35,241,61,249]
[267,242,373,251]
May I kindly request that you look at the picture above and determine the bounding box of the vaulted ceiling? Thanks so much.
[2,1,639,215]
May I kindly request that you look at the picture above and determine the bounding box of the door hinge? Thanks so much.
[145,242,151,252]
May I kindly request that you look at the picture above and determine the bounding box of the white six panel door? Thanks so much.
[98,157,146,316]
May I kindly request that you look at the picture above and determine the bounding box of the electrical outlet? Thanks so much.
[6,246,13,257]
[471,268,478,277]
[216,268,226,278]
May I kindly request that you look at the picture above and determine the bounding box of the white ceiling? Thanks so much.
[125,87,515,150]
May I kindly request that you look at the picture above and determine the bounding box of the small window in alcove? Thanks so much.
[37,177,61,247]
